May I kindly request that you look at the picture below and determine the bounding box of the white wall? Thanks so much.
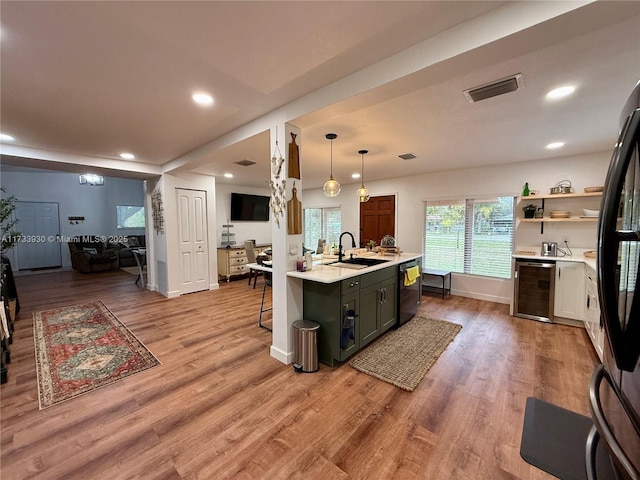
[303,151,611,304]
[215,183,272,247]
[1,169,145,268]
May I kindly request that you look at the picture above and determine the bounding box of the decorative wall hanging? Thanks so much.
[288,132,300,179]
[268,132,286,226]
[151,189,165,235]
[287,181,302,234]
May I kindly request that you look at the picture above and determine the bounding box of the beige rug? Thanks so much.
[349,315,462,392]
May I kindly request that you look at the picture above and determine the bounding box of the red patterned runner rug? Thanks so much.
[33,301,160,409]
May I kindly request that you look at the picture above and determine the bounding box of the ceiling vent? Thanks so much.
[398,152,416,160]
[234,159,256,167]
[463,73,523,103]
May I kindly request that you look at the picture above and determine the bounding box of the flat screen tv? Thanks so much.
[230,192,270,221]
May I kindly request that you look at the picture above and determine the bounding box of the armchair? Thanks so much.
[68,238,118,273]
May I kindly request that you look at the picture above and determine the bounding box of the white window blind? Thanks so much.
[424,196,515,279]
[303,207,341,251]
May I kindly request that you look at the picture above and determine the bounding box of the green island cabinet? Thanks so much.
[302,265,397,366]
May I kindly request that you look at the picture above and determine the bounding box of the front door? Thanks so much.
[359,194,396,248]
[15,201,61,270]
[176,188,209,294]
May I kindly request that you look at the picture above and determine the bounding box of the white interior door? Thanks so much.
[177,188,209,294]
[15,201,62,270]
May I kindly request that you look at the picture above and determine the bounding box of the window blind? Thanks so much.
[424,196,515,279]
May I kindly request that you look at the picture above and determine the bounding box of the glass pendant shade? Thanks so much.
[323,176,341,197]
[323,133,341,198]
[357,149,370,202]
[357,185,370,202]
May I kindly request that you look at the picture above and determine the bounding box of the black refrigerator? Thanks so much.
[590,80,640,479]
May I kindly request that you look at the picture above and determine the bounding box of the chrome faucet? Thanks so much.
[338,231,356,262]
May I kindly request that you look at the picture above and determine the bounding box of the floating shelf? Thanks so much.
[520,216,599,223]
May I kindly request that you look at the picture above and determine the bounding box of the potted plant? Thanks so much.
[522,204,537,219]
[366,240,376,251]
[1,188,21,254]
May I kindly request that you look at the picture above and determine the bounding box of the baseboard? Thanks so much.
[270,345,294,365]
[450,289,510,305]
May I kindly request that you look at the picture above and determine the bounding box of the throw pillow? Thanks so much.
[128,237,140,247]
[83,247,98,255]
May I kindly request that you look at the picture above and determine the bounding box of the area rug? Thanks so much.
[349,315,461,391]
[121,266,146,276]
[33,301,160,409]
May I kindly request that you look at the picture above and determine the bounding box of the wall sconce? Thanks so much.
[79,174,104,186]
[68,216,85,225]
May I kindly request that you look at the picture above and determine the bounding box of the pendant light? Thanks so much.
[323,133,341,197]
[356,149,370,202]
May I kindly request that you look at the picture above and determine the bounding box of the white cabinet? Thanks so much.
[554,261,585,321]
[584,266,604,361]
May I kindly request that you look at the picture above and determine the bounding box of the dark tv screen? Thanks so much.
[230,193,270,221]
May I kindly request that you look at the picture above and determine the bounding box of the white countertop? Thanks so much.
[287,252,422,283]
[512,246,596,272]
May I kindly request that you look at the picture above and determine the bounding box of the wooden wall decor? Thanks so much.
[288,132,300,179]
[287,181,302,234]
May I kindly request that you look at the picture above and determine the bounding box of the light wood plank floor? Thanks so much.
[1,269,599,479]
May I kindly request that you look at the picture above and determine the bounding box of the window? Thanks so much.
[303,207,341,252]
[116,205,145,229]
[424,196,515,279]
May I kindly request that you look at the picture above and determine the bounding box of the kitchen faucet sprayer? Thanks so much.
[338,232,357,262]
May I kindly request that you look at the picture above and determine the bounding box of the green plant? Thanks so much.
[367,239,376,248]
[1,188,21,254]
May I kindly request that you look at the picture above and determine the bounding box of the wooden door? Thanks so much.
[177,189,209,294]
[359,195,395,247]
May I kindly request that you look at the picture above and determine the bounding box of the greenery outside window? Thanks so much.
[303,207,341,252]
[423,196,515,279]
[116,205,145,229]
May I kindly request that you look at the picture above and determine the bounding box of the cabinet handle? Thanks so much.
[587,296,590,309]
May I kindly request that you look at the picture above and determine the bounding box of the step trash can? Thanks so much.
[292,320,320,373]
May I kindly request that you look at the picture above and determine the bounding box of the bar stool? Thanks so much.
[259,271,272,331]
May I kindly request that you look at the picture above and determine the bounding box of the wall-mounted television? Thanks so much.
[230,192,270,222]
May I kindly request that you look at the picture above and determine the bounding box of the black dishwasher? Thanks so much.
[514,259,556,322]
[398,259,422,326]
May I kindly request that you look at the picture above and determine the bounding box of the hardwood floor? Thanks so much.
[1,269,599,479]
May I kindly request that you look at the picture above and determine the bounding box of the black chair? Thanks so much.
[259,271,272,331]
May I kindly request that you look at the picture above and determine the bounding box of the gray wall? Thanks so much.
[1,168,145,268]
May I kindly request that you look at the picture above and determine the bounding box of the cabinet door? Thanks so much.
[359,283,381,347]
[379,276,398,333]
[554,261,585,321]
[339,291,360,361]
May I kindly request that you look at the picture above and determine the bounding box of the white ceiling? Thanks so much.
[1,1,639,190]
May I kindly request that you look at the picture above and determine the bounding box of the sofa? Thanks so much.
[108,235,146,268]
[68,238,118,273]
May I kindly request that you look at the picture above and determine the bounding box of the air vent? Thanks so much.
[463,74,523,103]
[398,153,416,160]
[234,159,256,167]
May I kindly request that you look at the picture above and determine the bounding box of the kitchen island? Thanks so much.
[288,253,422,366]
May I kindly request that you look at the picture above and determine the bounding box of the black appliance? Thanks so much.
[514,259,556,322]
[588,80,640,480]
[398,259,422,325]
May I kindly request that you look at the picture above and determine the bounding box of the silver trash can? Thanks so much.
[292,320,320,373]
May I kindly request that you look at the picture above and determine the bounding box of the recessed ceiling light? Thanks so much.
[224,173,233,178]
[546,141,565,150]
[192,93,214,106]
[352,173,361,179]
[120,152,135,160]
[546,86,575,99]
[0,133,15,142]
